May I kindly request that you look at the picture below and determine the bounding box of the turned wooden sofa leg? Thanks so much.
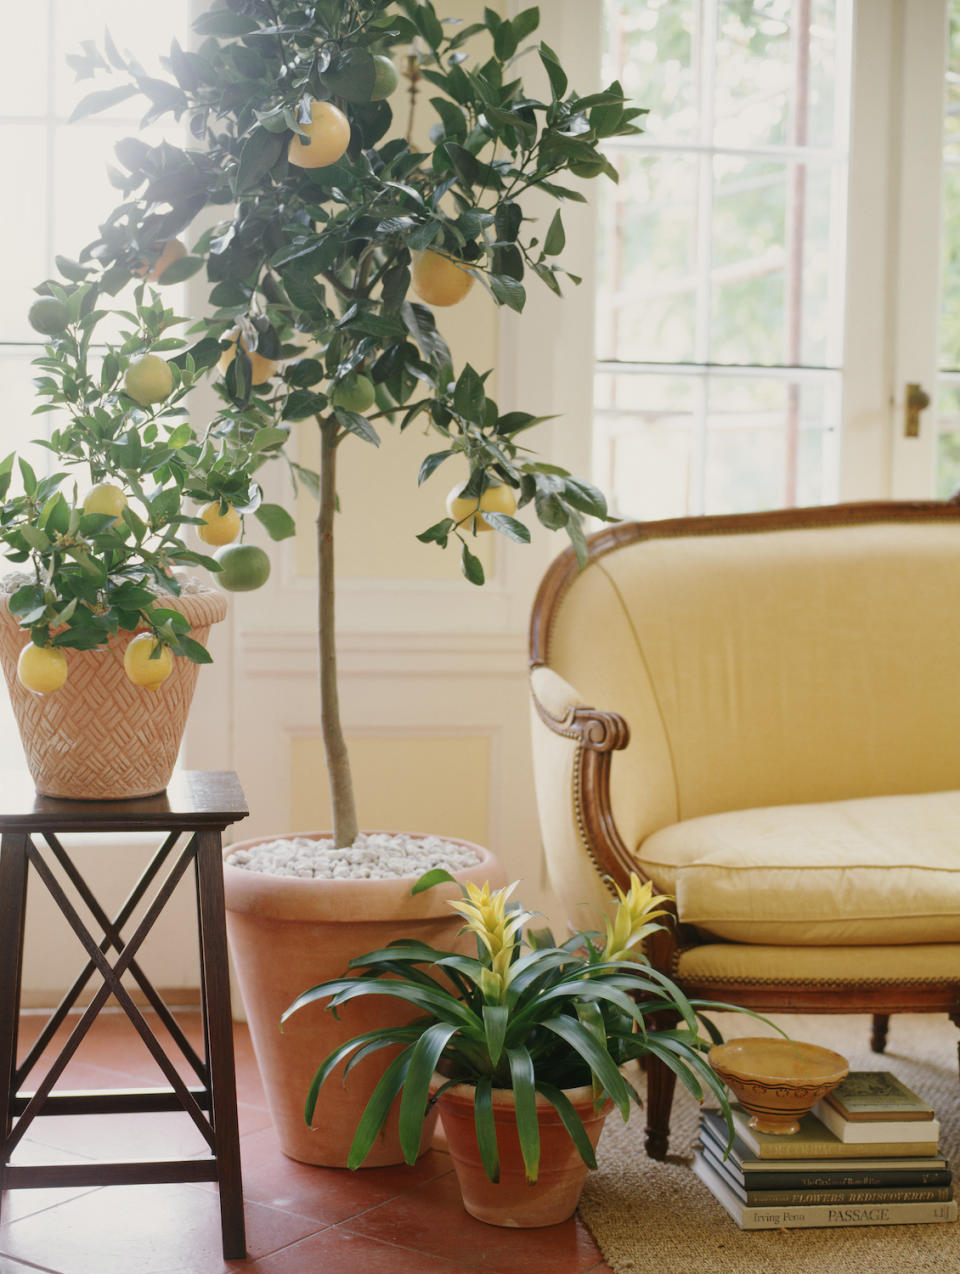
[644,1055,677,1160]
[871,1013,890,1054]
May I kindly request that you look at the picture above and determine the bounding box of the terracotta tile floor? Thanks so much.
[0,1009,612,1274]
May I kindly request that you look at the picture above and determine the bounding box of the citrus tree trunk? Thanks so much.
[317,419,359,848]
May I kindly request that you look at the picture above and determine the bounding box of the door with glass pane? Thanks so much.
[595,0,954,517]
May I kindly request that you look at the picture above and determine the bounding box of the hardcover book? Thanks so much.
[729,1105,939,1160]
[698,1142,953,1208]
[825,1071,934,1122]
[699,1111,951,1187]
[693,1152,957,1230]
[813,1097,939,1145]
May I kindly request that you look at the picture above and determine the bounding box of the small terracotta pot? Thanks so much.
[223,833,504,1168]
[435,1082,611,1227]
[0,585,226,800]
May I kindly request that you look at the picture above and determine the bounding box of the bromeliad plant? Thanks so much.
[283,873,744,1183]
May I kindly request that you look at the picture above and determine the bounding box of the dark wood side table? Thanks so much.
[0,769,249,1260]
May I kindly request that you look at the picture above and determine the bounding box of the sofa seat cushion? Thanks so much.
[637,791,960,945]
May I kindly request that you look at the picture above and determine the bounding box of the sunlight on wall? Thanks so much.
[291,734,490,845]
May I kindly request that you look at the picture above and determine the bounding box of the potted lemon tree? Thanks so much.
[16,0,642,1165]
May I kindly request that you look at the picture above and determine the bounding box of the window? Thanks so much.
[593,0,853,519]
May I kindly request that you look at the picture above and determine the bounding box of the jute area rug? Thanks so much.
[579,1012,960,1274]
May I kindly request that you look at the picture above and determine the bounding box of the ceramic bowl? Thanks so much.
[708,1037,849,1135]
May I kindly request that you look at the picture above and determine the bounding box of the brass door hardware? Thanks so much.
[904,382,931,438]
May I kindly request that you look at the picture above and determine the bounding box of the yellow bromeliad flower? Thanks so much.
[448,880,531,1002]
[601,873,672,963]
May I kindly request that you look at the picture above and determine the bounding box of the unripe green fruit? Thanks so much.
[331,373,376,413]
[28,297,70,336]
[214,544,271,592]
[371,55,399,101]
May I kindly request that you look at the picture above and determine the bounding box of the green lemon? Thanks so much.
[214,544,271,592]
[371,55,400,101]
[124,354,174,406]
[331,373,376,413]
[28,297,70,336]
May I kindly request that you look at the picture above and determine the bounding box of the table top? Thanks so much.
[0,770,248,832]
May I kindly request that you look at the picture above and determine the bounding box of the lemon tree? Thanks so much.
[12,0,641,849]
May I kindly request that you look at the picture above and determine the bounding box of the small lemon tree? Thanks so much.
[12,0,641,846]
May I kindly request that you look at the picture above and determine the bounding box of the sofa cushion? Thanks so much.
[637,791,960,945]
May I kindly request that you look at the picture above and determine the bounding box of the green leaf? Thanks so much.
[460,542,484,585]
[563,478,608,519]
[251,427,288,452]
[453,365,486,421]
[494,201,522,244]
[347,1048,415,1169]
[512,7,541,41]
[334,408,380,446]
[418,450,454,485]
[482,1005,509,1067]
[236,127,286,193]
[473,1077,500,1182]
[490,275,526,312]
[398,1021,459,1163]
[416,518,453,546]
[192,10,258,36]
[493,21,518,59]
[430,97,467,142]
[444,142,479,189]
[255,503,297,541]
[411,867,457,894]
[176,635,213,664]
[69,84,138,123]
[535,1081,597,1169]
[324,48,377,103]
[543,209,566,256]
[539,42,568,99]
[482,512,529,543]
[506,1046,539,1183]
[541,1016,631,1117]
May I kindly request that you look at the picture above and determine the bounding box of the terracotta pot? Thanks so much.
[0,585,227,800]
[223,833,504,1168]
[435,1082,611,1228]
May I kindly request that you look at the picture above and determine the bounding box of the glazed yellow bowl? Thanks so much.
[709,1037,849,1135]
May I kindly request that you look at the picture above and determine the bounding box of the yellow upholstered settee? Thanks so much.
[529,502,960,1158]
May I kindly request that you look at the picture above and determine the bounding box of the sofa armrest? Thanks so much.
[529,665,681,973]
[530,664,635,891]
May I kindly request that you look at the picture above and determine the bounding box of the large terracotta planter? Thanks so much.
[0,585,227,800]
[435,1082,611,1227]
[223,833,504,1168]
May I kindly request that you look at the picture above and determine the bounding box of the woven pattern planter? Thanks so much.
[0,585,227,800]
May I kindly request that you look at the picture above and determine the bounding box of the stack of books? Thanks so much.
[694,1071,956,1230]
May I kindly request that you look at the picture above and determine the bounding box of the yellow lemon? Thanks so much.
[197,501,242,546]
[412,250,475,307]
[445,482,517,533]
[83,482,127,525]
[124,354,174,406]
[218,331,278,385]
[288,100,351,169]
[123,633,173,692]
[133,238,187,282]
[17,644,68,695]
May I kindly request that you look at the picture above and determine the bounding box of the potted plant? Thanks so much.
[0,291,241,798]
[285,872,747,1227]
[15,0,642,1164]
